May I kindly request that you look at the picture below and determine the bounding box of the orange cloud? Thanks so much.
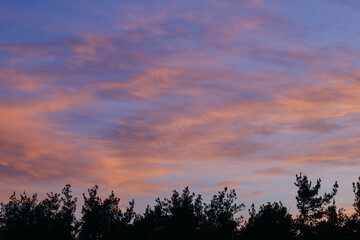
[1,0,360,213]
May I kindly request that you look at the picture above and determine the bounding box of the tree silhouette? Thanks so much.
[203,187,244,240]
[165,187,203,239]
[133,187,204,240]
[352,177,360,215]
[133,186,243,240]
[2,174,360,240]
[294,173,338,239]
[59,185,78,239]
[295,173,338,224]
[0,185,77,240]
[241,202,295,240]
[344,177,360,239]
[314,203,349,240]
[78,185,136,240]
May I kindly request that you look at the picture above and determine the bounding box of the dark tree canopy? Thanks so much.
[79,185,136,240]
[0,184,77,240]
[294,173,338,225]
[353,177,360,215]
[1,174,360,240]
[242,202,295,240]
[203,187,244,240]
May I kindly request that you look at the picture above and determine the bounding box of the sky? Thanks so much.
[1,0,360,214]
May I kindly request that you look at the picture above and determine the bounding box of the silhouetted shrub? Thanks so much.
[0,184,77,240]
[241,202,295,240]
[1,174,360,240]
[78,185,136,240]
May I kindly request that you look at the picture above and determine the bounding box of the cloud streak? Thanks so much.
[1,0,360,211]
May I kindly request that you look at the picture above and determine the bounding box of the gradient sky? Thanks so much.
[1,0,360,214]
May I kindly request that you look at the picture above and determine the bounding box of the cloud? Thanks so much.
[1,0,360,213]
[296,119,341,133]
[244,190,267,199]
[216,181,244,189]
[255,167,288,176]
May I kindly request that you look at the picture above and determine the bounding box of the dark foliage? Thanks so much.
[78,185,136,240]
[294,173,339,239]
[241,202,295,240]
[133,187,204,240]
[0,184,77,240]
[1,174,360,240]
[203,187,244,240]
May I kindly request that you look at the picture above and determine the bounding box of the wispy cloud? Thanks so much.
[1,0,360,212]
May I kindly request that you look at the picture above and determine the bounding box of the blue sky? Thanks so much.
[1,0,360,214]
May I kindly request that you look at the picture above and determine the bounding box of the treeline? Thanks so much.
[1,173,360,240]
